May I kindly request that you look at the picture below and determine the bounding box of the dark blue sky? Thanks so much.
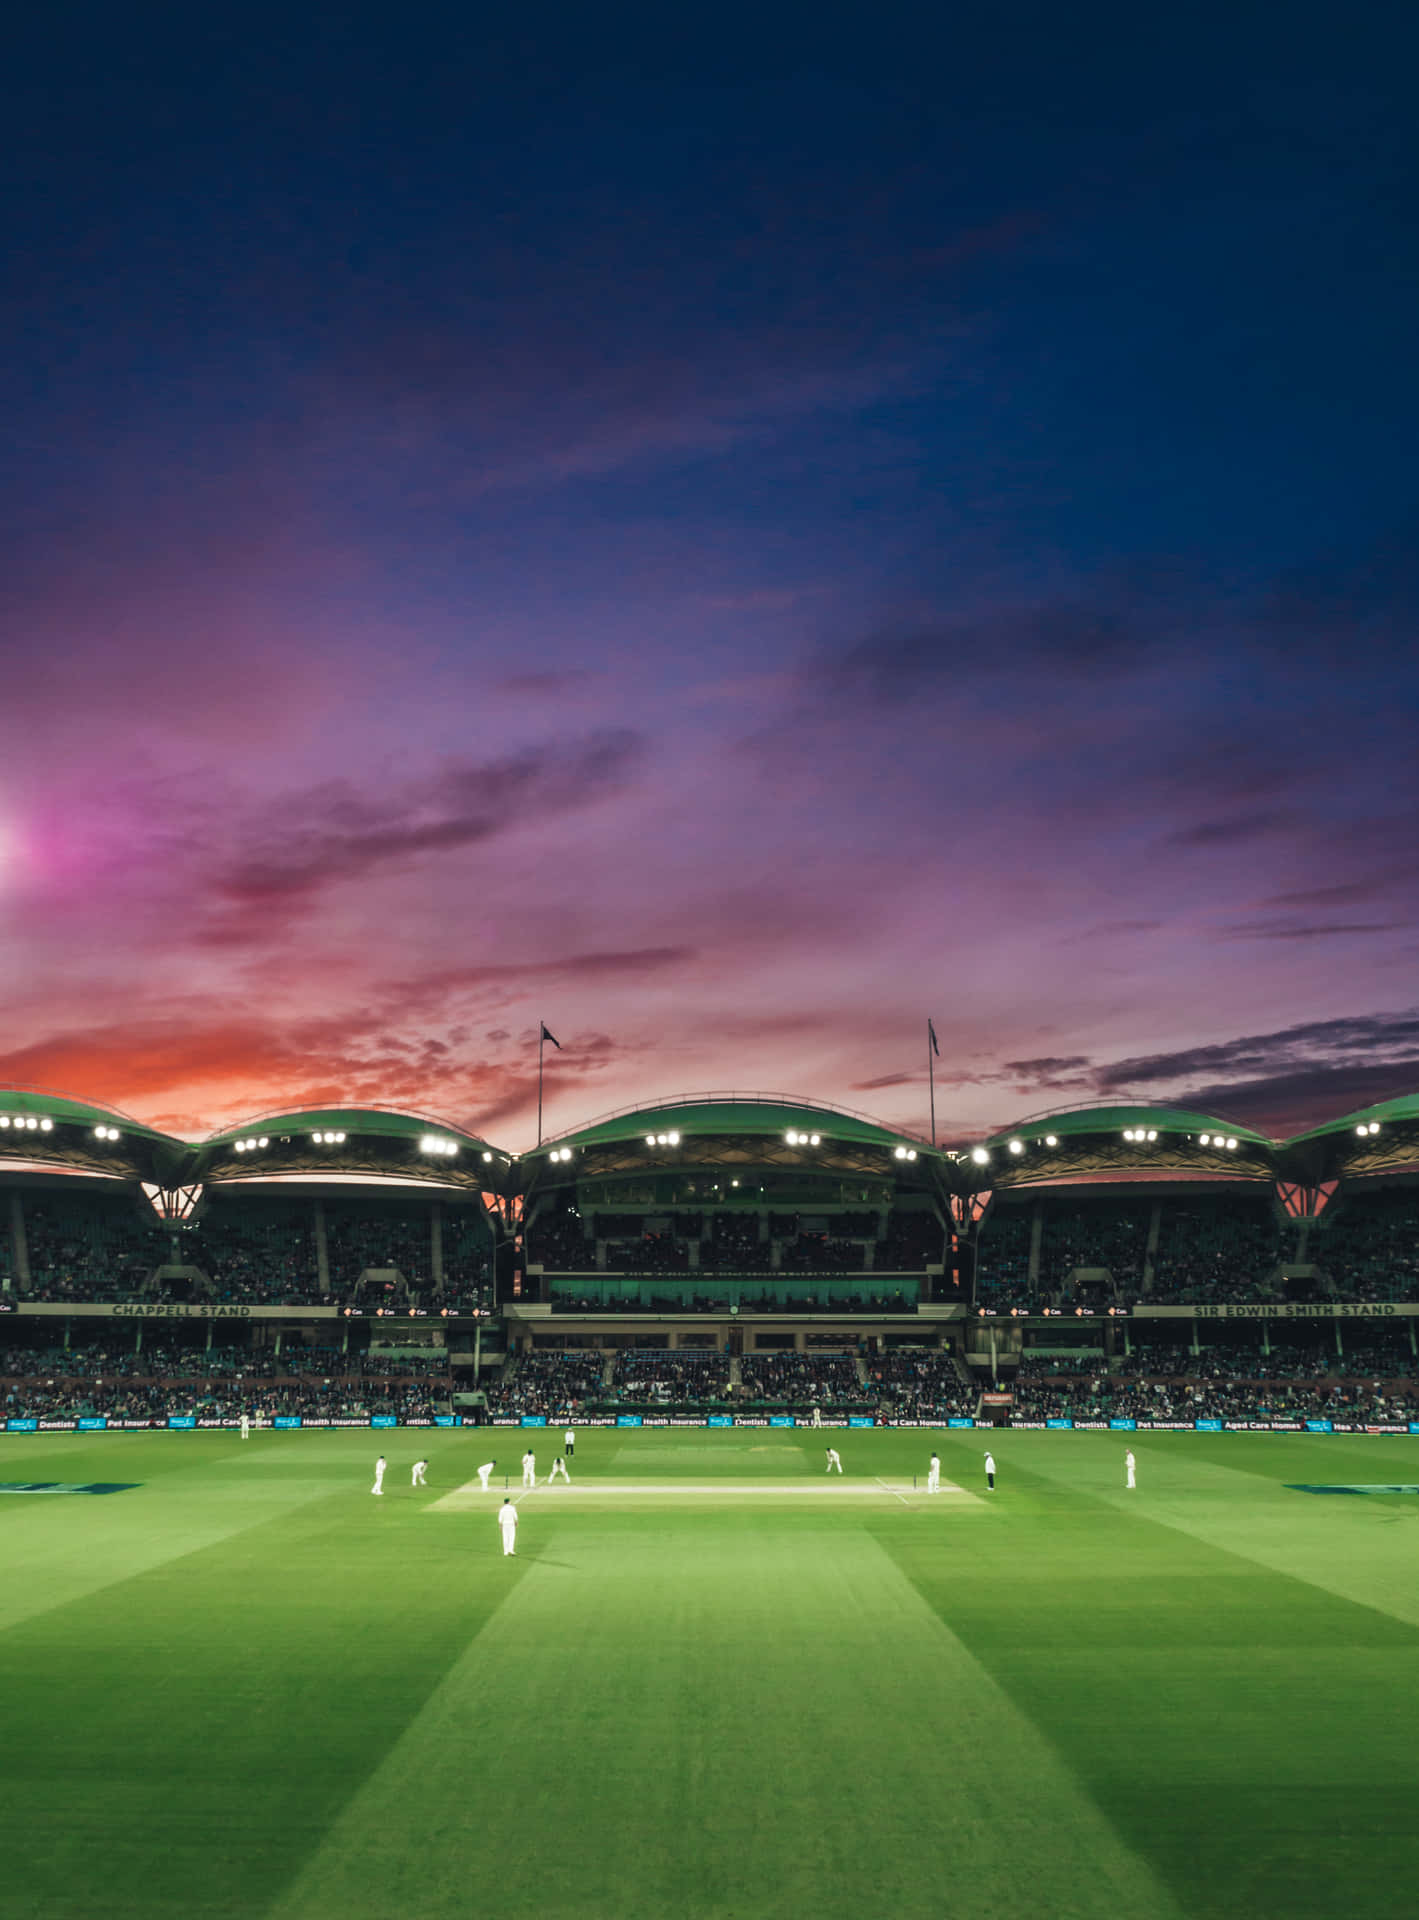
[1,4,1416,1141]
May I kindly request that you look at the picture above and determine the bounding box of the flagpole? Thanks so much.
[537,1026,545,1147]
[928,1019,936,1148]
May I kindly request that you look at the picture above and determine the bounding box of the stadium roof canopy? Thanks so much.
[202,1106,503,1151]
[535,1092,942,1160]
[0,1086,179,1145]
[1282,1092,1419,1150]
[982,1102,1272,1148]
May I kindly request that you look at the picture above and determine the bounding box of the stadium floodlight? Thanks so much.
[1199,1133,1211,1145]
[1146,1130,1157,1142]
[906,1148,917,1161]
[1371,1121,1382,1134]
[1123,1128,1135,1142]
[1008,1138,1024,1154]
[809,1133,821,1146]
[786,1130,798,1144]
[0,1117,8,1127]
[645,1135,657,1146]
[667,1131,680,1146]
[970,1146,989,1165]
[1044,1134,1058,1147]
[483,1150,493,1162]
[1225,1137,1238,1151]
[258,1137,268,1148]
[39,1118,53,1132]
[893,1144,906,1159]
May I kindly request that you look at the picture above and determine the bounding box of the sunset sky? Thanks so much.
[2,6,1415,1146]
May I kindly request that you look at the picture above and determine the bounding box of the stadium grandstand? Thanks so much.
[2,1082,1419,1430]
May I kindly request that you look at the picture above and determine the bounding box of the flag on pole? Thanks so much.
[540,1023,562,1049]
[928,1018,940,1057]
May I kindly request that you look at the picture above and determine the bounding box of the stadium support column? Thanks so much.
[1143,1204,1161,1294]
[314,1200,330,1296]
[9,1192,29,1293]
[1028,1206,1042,1293]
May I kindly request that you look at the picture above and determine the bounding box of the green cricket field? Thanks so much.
[2,1425,1416,1920]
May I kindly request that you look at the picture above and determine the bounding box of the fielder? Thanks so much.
[521,1448,537,1488]
[240,1413,250,1441]
[412,1459,428,1487]
[984,1450,995,1491]
[564,1428,575,1457]
[477,1460,497,1491]
[372,1454,386,1496]
[1125,1448,1136,1490]
[927,1451,940,1493]
[548,1456,571,1484]
[825,1447,843,1473]
[498,1498,519,1556]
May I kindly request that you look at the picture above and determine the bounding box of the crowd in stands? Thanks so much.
[606,1350,732,1406]
[482,1351,606,1416]
[738,1351,874,1407]
[1147,1197,1282,1302]
[0,1331,451,1420]
[10,1191,493,1310]
[548,1284,919,1313]
[23,1196,166,1300]
[1318,1190,1419,1302]
[867,1349,977,1418]
[974,1206,1032,1305]
[969,1189,1419,1308]
[1005,1373,1413,1424]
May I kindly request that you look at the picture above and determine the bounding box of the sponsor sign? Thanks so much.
[519,1415,547,1428]
[947,1417,973,1428]
[1194,1419,1223,1431]
[1305,1419,1334,1433]
[434,1416,458,1427]
[1141,1302,1414,1320]
[0,1480,137,1495]
[4,1419,38,1432]
[272,1416,302,1429]
[1108,1418,1137,1430]
[166,1416,196,1430]
[1046,1418,1074,1429]
[38,1420,76,1431]
[76,1417,108,1431]
[370,1415,397,1429]
[848,1416,875,1428]
[706,1415,734,1428]
[616,1415,643,1427]
[1011,1420,1046,1429]
[769,1415,796,1428]
[1288,1484,1419,1496]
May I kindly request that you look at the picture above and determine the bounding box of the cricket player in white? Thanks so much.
[477,1460,496,1491]
[984,1451,995,1490]
[498,1498,518,1556]
[521,1448,537,1488]
[372,1455,386,1496]
[1125,1448,1136,1489]
[548,1456,570,1484]
[412,1459,428,1487]
[564,1428,575,1457]
[240,1413,250,1441]
[825,1447,842,1473]
[927,1451,940,1493]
